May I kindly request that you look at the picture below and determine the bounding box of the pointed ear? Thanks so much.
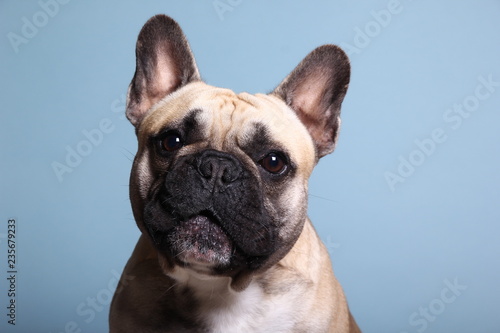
[272,45,350,158]
[126,15,201,127]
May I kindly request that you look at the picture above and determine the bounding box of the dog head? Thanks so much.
[126,15,350,290]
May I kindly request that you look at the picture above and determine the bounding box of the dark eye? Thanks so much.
[259,152,287,174]
[160,131,183,152]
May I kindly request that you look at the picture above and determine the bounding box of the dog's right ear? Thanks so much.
[272,45,350,159]
[126,15,201,128]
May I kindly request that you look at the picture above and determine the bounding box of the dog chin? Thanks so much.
[166,215,233,270]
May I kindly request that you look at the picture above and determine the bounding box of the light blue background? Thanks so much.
[1,0,499,332]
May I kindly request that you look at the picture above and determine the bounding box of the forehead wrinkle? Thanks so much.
[207,94,240,151]
[226,100,263,150]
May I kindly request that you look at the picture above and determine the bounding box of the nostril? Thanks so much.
[221,167,232,184]
[221,163,239,184]
[199,160,214,179]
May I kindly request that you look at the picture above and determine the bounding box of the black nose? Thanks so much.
[196,150,243,187]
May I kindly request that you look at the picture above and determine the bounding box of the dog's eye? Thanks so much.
[259,152,287,174]
[160,131,183,152]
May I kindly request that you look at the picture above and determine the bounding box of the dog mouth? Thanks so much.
[166,213,233,268]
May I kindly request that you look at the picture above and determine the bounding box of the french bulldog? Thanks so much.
[109,14,360,333]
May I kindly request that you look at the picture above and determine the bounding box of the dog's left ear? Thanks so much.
[126,15,201,128]
[272,45,350,158]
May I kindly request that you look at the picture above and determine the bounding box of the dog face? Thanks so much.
[132,83,316,278]
[126,15,350,289]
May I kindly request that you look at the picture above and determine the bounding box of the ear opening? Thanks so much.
[272,45,350,158]
[126,15,201,128]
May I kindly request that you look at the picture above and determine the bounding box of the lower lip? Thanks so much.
[171,215,232,266]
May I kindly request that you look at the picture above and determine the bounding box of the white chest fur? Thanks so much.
[169,267,306,333]
[203,282,299,333]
